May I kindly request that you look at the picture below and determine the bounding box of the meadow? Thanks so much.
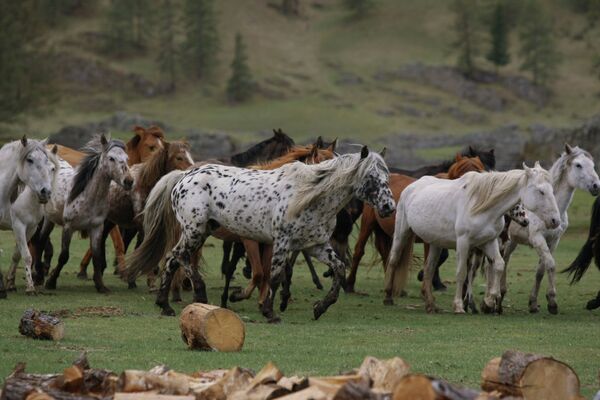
[0,191,598,397]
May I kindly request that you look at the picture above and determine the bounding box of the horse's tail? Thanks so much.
[563,197,600,284]
[385,199,414,297]
[125,170,185,280]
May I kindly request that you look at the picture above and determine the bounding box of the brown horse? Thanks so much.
[78,140,193,278]
[346,154,485,293]
[37,125,166,279]
[163,142,337,312]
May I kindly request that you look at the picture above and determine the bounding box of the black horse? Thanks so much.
[563,196,600,309]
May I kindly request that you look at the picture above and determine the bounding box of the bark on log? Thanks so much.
[481,350,582,400]
[113,394,194,400]
[118,370,190,395]
[179,303,245,352]
[18,309,64,341]
[277,386,328,400]
[194,367,254,400]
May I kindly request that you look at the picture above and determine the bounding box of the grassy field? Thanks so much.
[0,191,599,396]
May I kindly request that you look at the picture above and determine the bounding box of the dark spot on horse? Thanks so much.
[216,202,225,209]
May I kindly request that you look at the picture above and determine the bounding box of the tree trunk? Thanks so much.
[179,303,245,352]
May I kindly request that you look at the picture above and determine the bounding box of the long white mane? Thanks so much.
[286,151,387,218]
[465,169,530,214]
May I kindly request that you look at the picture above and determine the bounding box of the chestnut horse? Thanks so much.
[346,154,485,293]
[35,125,165,280]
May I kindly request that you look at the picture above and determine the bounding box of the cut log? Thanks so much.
[277,386,328,400]
[276,376,309,392]
[118,370,190,395]
[481,350,581,400]
[248,362,283,389]
[393,375,438,400]
[114,394,195,400]
[358,356,410,393]
[18,309,64,341]
[179,303,245,352]
[194,366,254,400]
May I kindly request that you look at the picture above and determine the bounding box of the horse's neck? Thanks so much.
[550,166,575,217]
[318,186,355,218]
[78,166,113,212]
[127,146,141,165]
[0,150,21,205]
[483,182,522,222]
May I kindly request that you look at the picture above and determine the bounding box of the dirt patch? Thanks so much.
[51,306,124,319]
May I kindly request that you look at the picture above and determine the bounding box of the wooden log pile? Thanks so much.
[0,351,583,400]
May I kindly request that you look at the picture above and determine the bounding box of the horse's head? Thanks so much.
[101,135,134,190]
[166,141,194,171]
[447,154,484,179]
[467,145,496,171]
[130,125,165,164]
[17,136,57,204]
[354,146,395,218]
[521,162,560,229]
[562,144,600,196]
[507,202,529,227]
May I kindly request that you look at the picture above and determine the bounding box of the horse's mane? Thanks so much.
[447,156,484,179]
[231,129,295,167]
[286,151,387,218]
[136,141,190,195]
[549,146,593,188]
[465,169,529,214]
[127,125,165,150]
[68,135,126,203]
[249,145,334,170]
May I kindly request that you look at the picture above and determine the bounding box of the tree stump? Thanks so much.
[481,350,582,400]
[18,309,64,341]
[179,304,245,352]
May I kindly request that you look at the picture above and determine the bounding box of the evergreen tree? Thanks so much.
[0,1,54,122]
[156,0,177,91]
[227,33,254,103]
[103,0,149,55]
[518,0,561,86]
[451,0,480,78]
[181,0,219,80]
[281,0,300,16]
[486,2,510,71]
[343,0,376,18]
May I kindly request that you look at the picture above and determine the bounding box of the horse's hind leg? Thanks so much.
[221,241,245,308]
[303,251,323,290]
[422,245,442,313]
[480,239,504,314]
[90,222,113,293]
[45,227,74,290]
[309,244,347,320]
[261,244,288,323]
[78,248,92,279]
[586,290,600,310]
[0,266,6,299]
[34,220,54,285]
[528,234,552,313]
[347,209,377,293]
[280,252,298,312]
[230,239,262,303]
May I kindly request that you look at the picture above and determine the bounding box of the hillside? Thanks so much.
[6,0,600,155]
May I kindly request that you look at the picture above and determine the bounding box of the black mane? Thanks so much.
[231,129,295,167]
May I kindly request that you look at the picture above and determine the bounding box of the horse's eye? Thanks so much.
[109,157,115,162]
[149,146,156,151]
[576,163,582,169]
[26,158,33,164]
[176,157,183,161]
[539,190,545,196]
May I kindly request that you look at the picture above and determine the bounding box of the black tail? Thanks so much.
[563,197,600,284]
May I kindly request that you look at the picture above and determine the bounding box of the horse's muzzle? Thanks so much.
[123,177,134,190]
[38,188,51,204]
[519,219,529,228]
[589,182,600,196]
[378,203,396,218]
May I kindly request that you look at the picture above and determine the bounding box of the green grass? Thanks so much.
[0,192,599,397]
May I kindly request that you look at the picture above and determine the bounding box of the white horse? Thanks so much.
[0,137,59,295]
[42,134,134,293]
[126,147,395,321]
[385,163,561,314]
[503,144,600,314]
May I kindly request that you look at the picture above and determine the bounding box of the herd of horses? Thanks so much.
[1,126,600,322]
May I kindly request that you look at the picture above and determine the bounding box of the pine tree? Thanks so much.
[103,0,149,55]
[486,2,510,72]
[343,0,376,18]
[0,1,54,122]
[451,0,480,78]
[281,0,300,16]
[156,0,177,91]
[518,0,561,86]
[181,0,219,80]
[227,33,254,103]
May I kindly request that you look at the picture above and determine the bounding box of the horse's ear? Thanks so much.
[273,128,284,138]
[310,143,319,159]
[100,134,109,149]
[133,125,145,137]
[522,162,532,175]
[360,146,369,159]
[468,145,475,156]
[315,136,324,149]
[40,138,48,146]
[21,135,27,147]
[489,148,495,155]
[380,147,387,158]
[51,145,58,154]
[565,143,573,154]
[328,138,338,152]
[455,153,462,162]
[534,160,541,169]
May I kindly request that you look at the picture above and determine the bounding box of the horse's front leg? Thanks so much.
[307,243,346,320]
[280,252,297,312]
[0,264,5,299]
[499,239,518,313]
[89,222,112,293]
[422,245,442,313]
[453,238,471,314]
[302,251,323,290]
[45,227,74,290]
[528,233,553,313]
[480,239,504,313]
[221,241,245,307]
[261,244,288,323]
[544,239,560,315]
[6,245,21,291]
[12,220,36,294]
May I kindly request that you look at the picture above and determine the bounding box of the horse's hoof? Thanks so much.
[417,270,424,282]
[161,307,176,317]
[25,289,38,296]
[586,298,600,310]
[425,304,438,314]
[314,282,324,290]
[480,301,494,314]
[172,296,182,303]
[45,279,57,290]
[96,286,111,294]
[6,286,16,292]
[268,316,282,324]
[76,272,88,280]
[471,305,479,314]
[322,269,333,278]
[547,303,558,315]
[313,302,326,320]
[383,298,394,306]
[528,301,540,313]
[433,283,447,292]
[242,266,252,280]
[0,291,6,299]
[280,301,289,313]
[128,281,137,289]
[229,289,244,303]
[453,308,466,314]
